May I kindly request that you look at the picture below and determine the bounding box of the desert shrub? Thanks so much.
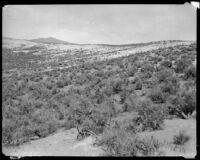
[56,80,65,88]
[173,130,190,146]
[8,126,31,145]
[15,100,35,116]
[33,120,57,138]
[97,127,137,156]
[31,108,58,136]
[95,91,107,104]
[52,88,59,95]
[67,95,94,124]
[184,65,196,80]
[2,115,45,145]
[87,99,119,134]
[45,82,54,90]
[128,76,136,84]
[135,136,161,156]
[161,83,175,96]
[67,97,116,135]
[119,89,129,104]
[84,107,109,134]
[33,100,44,109]
[107,112,143,134]
[129,55,139,63]
[160,76,180,96]
[178,90,196,116]
[141,63,154,73]
[182,81,195,92]
[160,60,172,68]
[101,99,117,117]
[167,90,196,118]
[128,76,142,90]
[61,75,71,86]
[111,78,123,94]
[29,84,51,101]
[127,66,138,77]
[123,94,138,112]
[47,101,66,120]
[2,118,18,145]
[148,87,165,104]
[97,126,160,156]
[102,85,114,97]
[175,58,192,73]
[95,70,105,77]
[151,56,162,64]
[135,79,143,90]
[156,69,173,83]
[136,100,166,131]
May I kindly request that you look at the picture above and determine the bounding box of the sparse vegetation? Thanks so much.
[173,130,190,146]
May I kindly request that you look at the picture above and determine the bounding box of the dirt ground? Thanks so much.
[2,128,103,157]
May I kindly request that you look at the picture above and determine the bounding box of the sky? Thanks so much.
[3,4,196,44]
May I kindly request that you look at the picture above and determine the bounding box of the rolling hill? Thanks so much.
[28,37,72,44]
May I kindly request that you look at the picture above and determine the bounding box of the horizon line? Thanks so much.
[3,36,196,46]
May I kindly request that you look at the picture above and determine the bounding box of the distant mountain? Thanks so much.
[28,37,72,44]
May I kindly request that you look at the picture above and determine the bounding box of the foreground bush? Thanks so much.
[167,90,196,119]
[136,100,166,131]
[173,130,190,146]
[97,126,160,156]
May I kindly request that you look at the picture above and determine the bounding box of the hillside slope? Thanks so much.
[28,37,71,44]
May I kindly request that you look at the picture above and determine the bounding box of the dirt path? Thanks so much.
[2,128,103,157]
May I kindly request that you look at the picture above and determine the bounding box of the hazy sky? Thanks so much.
[3,4,196,44]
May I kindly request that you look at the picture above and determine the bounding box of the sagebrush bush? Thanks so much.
[111,78,123,93]
[97,126,161,156]
[127,66,138,77]
[84,107,110,134]
[167,90,196,118]
[135,136,160,156]
[178,90,196,116]
[135,79,143,90]
[141,63,154,73]
[160,60,172,68]
[107,112,143,134]
[156,69,173,83]
[45,82,53,90]
[136,100,166,131]
[175,58,192,73]
[173,130,190,145]
[123,94,139,112]
[56,80,65,88]
[161,79,179,96]
[184,65,196,80]
[2,118,18,145]
[148,87,165,104]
